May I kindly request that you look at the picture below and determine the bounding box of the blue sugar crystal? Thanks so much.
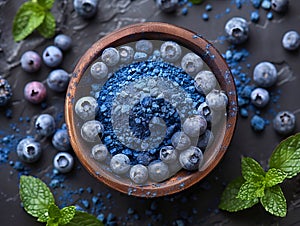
[250,11,260,22]
[251,115,266,131]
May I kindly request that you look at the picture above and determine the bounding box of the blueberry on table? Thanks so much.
[273,111,296,135]
[282,30,300,51]
[155,0,179,13]
[119,46,134,64]
[129,164,149,184]
[225,17,249,45]
[73,0,99,18]
[17,137,42,163]
[54,34,72,51]
[110,153,131,175]
[47,69,70,92]
[253,61,277,87]
[183,115,207,138]
[91,144,108,162]
[101,47,120,67]
[250,87,270,108]
[159,146,178,163]
[0,77,12,106]
[194,70,217,95]
[42,46,63,68]
[81,120,104,142]
[75,96,99,120]
[160,41,182,63]
[20,50,42,73]
[35,114,56,137]
[148,160,170,182]
[179,146,203,171]
[271,0,289,13]
[181,53,204,76]
[171,131,191,151]
[52,129,71,151]
[53,152,74,173]
[90,62,108,80]
[23,81,47,104]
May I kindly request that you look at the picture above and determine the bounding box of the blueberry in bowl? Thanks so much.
[65,22,237,197]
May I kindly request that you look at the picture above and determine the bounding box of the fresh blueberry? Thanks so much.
[47,69,70,92]
[271,0,289,13]
[54,34,72,51]
[24,81,47,104]
[52,128,71,151]
[0,77,12,106]
[73,0,99,18]
[20,50,42,73]
[101,47,120,67]
[135,40,153,55]
[17,137,42,163]
[81,120,104,142]
[35,114,56,137]
[155,0,179,13]
[282,30,300,51]
[225,17,249,45]
[42,46,63,68]
[160,41,182,63]
[206,89,228,111]
[250,87,270,108]
[171,131,191,151]
[183,115,207,137]
[119,46,134,64]
[197,129,214,150]
[110,153,131,175]
[159,146,178,163]
[181,53,204,76]
[129,164,149,184]
[251,115,266,132]
[90,62,108,80]
[194,70,217,94]
[148,160,170,182]
[273,111,296,135]
[53,152,74,173]
[253,62,277,87]
[91,144,108,162]
[179,146,204,171]
[75,96,99,120]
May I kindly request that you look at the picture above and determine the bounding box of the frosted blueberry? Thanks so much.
[282,30,300,51]
[250,87,270,108]
[52,129,71,151]
[197,130,214,149]
[194,70,217,94]
[101,47,120,67]
[35,114,56,137]
[225,17,249,44]
[0,77,12,106]
[90,62,108,80]
[179,146,203,171]
[17,137,42,163]
[53,152,74,173]
[20,50,42,73]
[24,81,47,104]
[159,146,178,163]
[43,46,63,68]
[135,40,153,55]
[54,34,72,51]
[130,164,149,184]
[134,52,148,61]
[181,53,204,76]
[160,41,182,63]
[171,131,191,151]
[273,111,296,135]
[47,69,70,92]
[73,0,99,18]
[253,62,277,87]
[81,120,104,142]
[167,159,182,175]
[110,153,131,175]
[148,161,170,182]
[271,0,289,13]
[206,89,228,111]
[119,46,134,64]
[75,96,98,120]
[91,144,108,162]
[155,0,179,13]
[183,115,207,137]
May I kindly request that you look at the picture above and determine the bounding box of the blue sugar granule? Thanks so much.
[202,13,209,21]
[127,208,134,215]
[13,161,24,171]
[81,199,90,209]
[267,12,273,20]
[49,179,60,188]
[240,108,249,118]
[251,0,261,8]
[251,115,266,131]
[5,109,13,118]
[250,11,260,22]
[181,7,188,15]
[205,4,212,11]
[261,0,271,10]
[86,187,93,193]
[97,213,105,222]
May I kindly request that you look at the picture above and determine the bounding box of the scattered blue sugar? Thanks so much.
[225,8,231,14]
[202,13,209,21]
[205,4,212,11]
[261,0,271,10]
[251,115,266,131]
[250,11,260,22]
[49,179,60,188]
[181,7,188,15]
[13,161,24,171]
[81,199,90,209]
[251,0,261,8]
[267,12,273,20]
[127,207,135,215]
[97,213,105,221]
[240,108,249,117]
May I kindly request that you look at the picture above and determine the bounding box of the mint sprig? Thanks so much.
[19,176,104,226]
[12,0,56,42]
[219,133,300,217]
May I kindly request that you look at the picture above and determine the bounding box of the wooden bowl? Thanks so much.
[65,22,237,197]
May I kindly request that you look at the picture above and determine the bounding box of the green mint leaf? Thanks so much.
[260,185,287,217]
[237,180,265,200]
[59,206,76,225]
[65,211,104,226]
[46,218,59,226]
[189,0,203,4]
[19,175,55,219]
[13,2,45,42]
[269,133,300,178]
[241,157,265,181]
[265,168,287,188]
[48,203,61,220]
[219,177,259,212]
[37,11,56,38]
[38,214,49,223]
[37,0,55,10]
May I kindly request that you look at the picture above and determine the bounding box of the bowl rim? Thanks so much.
[65,22,237,198]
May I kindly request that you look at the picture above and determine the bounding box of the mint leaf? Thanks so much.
[37,0,55,9]
[65,211,104,226]
[59,206,76,225]
[237,180,265,200]
[260,185,287,217]
[19,175,55,219]
[269,133,300,178]
[46,219,59,226]
[37,11,56,38]
[265,168,287,188]
[48,203,61,220]
[12,2,45,42]
[241,157,265,181]
[219,177,259,212]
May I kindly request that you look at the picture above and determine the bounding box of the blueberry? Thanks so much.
[253,62,277,87]
[159,146,178,163]
[171,131,191,151]
[53,152,74,173]
[206,89,228,111]
[24,81,47,104]
[17,137,42,163]
[194,70,217,94]
[73,0,99,18]
[43,46,63,68]
[135,40,153,55]
[52,129,71,151]
[181,53,204,76]
[251,115,266,132]
[160,41,182,63]
[90,62,108,80]
[183,115,207,138]
[91,144,108,162]
[271,0,289,13]
[54,34,72,51]
[0,77,12,106]
[197,129,214,149]
[35,114,56,137]
[225,17,249,45]
[148,160,170,182]
[20,51,42,73]
[119,46,134,64]
[75,96,99,120]
[110,153,131,175]
[273,111,295,135]
[47,69,70,92]
[81,120,104,142]
[250,87,270,108]
[179,146,203,171]
[282,30,300,51]
[129,164,149,184]
[155,0,179,13]
[101,47,120,67]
